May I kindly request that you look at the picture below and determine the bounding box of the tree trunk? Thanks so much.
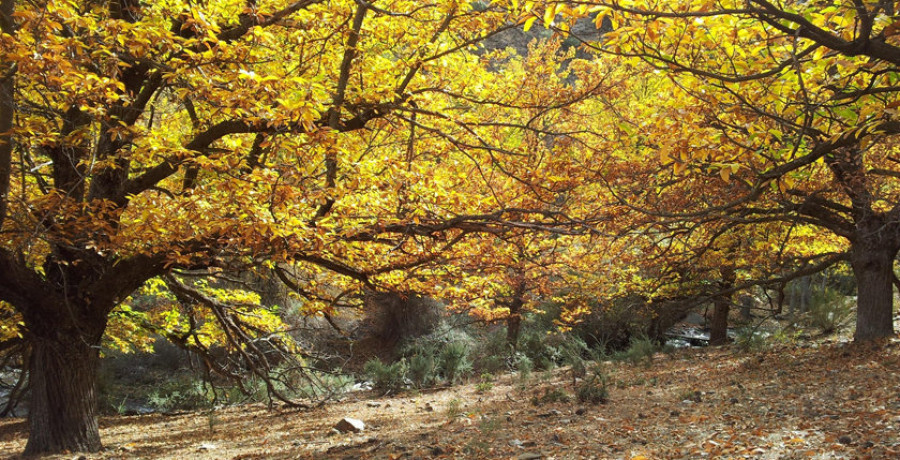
[0,0,16,228]
[506,297,523,352]
[851,245,896,341]
[709,299,730,346]
[24,335,102,455]
[710,267,735,346]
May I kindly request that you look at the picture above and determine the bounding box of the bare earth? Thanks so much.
[1,339,898,459]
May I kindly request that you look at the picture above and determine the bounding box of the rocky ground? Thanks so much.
[1,337,899,459]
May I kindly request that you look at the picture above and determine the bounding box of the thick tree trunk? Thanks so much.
[24,335,102,455]
[851,246,896,341]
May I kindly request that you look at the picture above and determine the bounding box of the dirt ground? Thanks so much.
[1,338,899,459]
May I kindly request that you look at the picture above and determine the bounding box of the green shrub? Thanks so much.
[408,353,437,388]
[576,370,608,405]
[531,387,571,405]
[614,336,657,366]
[475,380,494,393]
[805,288,853,334]
[734,327,769,351]
[517,328,563,370]
[363,358,408,393]
[439,341,472,384]
[147,378,211,412]
[471,327,512,373]
[514,353,533,381]
[446,397,463,419]
[292,370,354,399]
[475,373,494,393]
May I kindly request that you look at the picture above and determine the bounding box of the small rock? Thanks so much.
[862,441,874,448]
[431,446,445,455]
[424,403,434,412]
[510,439,524,447]
[334,417,365,433]
[575,408,586,416]
[670,410,680,417]
[518,453,543,460]
[197,442,217,452]
[366,402,381,408]
[730,398,739,404]
[838,435,853,445]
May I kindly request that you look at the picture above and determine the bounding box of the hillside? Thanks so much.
[1,339,897,459]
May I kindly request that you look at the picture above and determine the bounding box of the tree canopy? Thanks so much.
[2,0,899,455]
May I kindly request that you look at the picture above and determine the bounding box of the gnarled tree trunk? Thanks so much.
[24,332,103,454]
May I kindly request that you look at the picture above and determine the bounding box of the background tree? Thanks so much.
[532,0,900,341]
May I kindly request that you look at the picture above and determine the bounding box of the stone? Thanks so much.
[518,453,544,460]
[334,417,365,433]
[196,442,217,452]
[366,402,381,407]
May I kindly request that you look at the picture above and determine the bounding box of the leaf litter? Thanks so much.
[0,338,897,459]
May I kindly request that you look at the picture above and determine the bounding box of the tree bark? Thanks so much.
[0,0,16,228]
[710,267,735,346]
[851,245,897,341]
[506,297,523,352]
[24,333,103,454]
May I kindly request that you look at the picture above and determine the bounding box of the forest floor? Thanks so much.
[0,337,899,459]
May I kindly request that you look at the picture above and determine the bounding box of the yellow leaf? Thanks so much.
[543,6,554,27]
[523,16,537,32]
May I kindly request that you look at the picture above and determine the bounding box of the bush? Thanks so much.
[469,326,511,374]
[439,341,472,384]
[147,377,211,412]
[566,296,657,352]
[614,336,657,366]
[517,328,563,370]
[576,370,609,405]
[733,327,769,351]
[363,358,408,393]
[805,288,853,334]
[291,370,354,399]
[513,353,533,381]
[408,353,437,388]
[475,373,494,393]
[531,387,571,405]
